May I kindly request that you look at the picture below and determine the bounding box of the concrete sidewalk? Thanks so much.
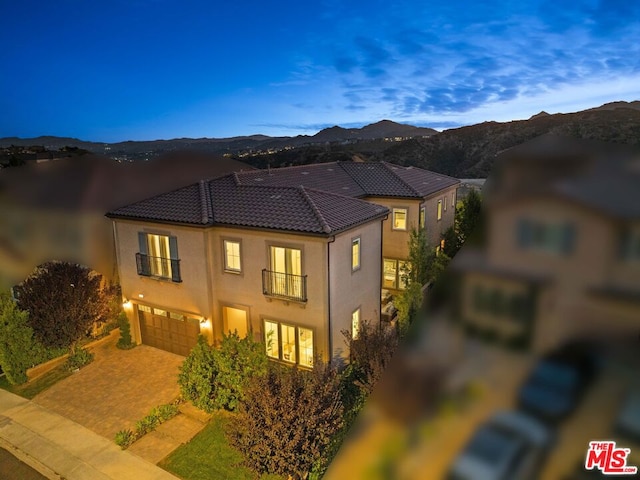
[0,389,179,480]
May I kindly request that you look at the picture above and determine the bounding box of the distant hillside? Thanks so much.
[242,101,640,177]
[0,120,436,162]
[375,104,640,177]
[2,101,639,177]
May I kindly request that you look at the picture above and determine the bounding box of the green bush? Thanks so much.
[115,429,134,449]
[178,336,217,412]
[116,312,135,350]
[178,333,267,413]
[135,415,157,435]
[0,294,36,385]
[66,347,94,371]
[116,402,180,449]
[211,332,268,411]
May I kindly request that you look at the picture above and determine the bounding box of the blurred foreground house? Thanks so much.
[0,153,252,290]
[107,161,459,362]
[452,135,640,353]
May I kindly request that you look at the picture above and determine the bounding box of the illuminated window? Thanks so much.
[264,321,279,359]
[352,237,361,271]
[137,232,180,282]
[138,304,151,313]
[298,328,314,367]
[224,240,241,272]
[437,200,443,221]
[392,208,407,230]
[153,308,167,316]
[352,308,361,339]
[264,320,314,367]
[383,258,408,290]
[419,207,425,229]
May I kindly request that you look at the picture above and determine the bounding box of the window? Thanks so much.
[281,324,296,363]
[352,308,361,339]
[383,258,407,290]
[437,200,443,221]
[419,206,425,229]
[352,237,361,271]
[263,246,306,301]
[153,307,167,316]
[224,240,241,273]
[264,320,314,367]
[392,208,407,230]
[444,196,448,211]
[517,219,575,255]
[452,192,456,208]
[138,304,152,313]
[136,232,181,282]
[265,321,280,359]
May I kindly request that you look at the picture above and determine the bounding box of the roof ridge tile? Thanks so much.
[380,161,422,196]
[298,186,332,234]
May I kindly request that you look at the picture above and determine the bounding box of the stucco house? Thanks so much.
[451,135,640,353]
[107,160,459,363]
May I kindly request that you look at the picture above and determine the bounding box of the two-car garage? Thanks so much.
[137,305,200,357]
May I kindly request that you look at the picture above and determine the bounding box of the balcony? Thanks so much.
[136,253,182,283]
[262,269,307,303]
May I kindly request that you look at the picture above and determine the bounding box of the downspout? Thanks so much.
[327,235,336,365]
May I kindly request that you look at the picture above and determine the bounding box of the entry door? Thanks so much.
[269,246,302,297]
[223,306,248,338]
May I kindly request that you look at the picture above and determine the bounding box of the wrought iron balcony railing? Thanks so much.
[136,253,182,283]
[262,269,307,302]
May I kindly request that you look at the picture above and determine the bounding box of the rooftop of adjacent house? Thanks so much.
[106,173,390,236]
[235,161,460,199]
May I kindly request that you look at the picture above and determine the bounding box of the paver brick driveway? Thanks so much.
[34,332,185,440]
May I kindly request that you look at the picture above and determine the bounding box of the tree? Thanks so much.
[404,227,430,286]
[456,189,483,245]
[116,312,135,349]
[0,293,36,385]
[227,363,344,479]
[442,225,460,258]
[341,320,399,396]
[14,262,108,352]
[178,335,217,412]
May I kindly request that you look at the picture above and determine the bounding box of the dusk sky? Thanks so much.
[1,0,639,142]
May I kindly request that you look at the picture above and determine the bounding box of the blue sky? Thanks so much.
[1,0,639,142]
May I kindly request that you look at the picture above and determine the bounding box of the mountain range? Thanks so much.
[2,101,639,178]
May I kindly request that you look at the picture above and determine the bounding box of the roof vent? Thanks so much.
[327,168,334,171]
[270,194,282,199]
[254,178,263,182]
[301,171,309,175]
[342,186,349,190]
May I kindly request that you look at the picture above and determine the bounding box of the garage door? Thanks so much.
[138,305,200,356]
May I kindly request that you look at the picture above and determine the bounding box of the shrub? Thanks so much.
[116,312,135,350]
[115,429,134,449]
[178,332,268,412]
[178,336,217,412]
[210,331,268,411]
[227,362,344,479]
[0,293,37,385]
[135,415,158,435]
[65,347,94,371]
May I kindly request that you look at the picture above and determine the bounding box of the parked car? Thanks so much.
[518,343,597,423]
[447,410,553,480]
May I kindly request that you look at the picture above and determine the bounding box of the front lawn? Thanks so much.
[159,412,282,480]
[0,364,72,399]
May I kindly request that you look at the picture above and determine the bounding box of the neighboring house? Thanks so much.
[451,135,640,353]
[107,173,389,364]
[106,160,459,362]
[0,152,252,290]
[233,161,459,293]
